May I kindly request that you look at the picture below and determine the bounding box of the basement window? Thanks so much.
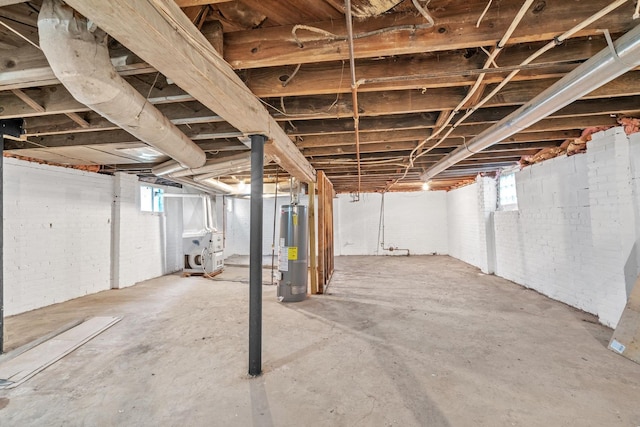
[498,173,518,210]
[140,185,164,213]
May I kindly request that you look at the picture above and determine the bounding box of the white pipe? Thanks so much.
[192,162,252,182]
[170,176,234,195]
[153,152,252,178]
[37,0,206,169]
[422,23,640,181]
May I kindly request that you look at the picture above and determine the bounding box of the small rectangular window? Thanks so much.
[140,185,164,212]
[498,173,518,209]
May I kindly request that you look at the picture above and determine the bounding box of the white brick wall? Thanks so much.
[492,128,640,327]
[4,161,185,315]
[112,173,183,289]
[4,158,112,315]
[447,183,481,267]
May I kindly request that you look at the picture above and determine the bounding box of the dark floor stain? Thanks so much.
[0,397,10,410]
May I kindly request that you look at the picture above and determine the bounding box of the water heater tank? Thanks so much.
[277,205,308,302]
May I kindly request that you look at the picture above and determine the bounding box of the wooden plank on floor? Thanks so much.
[0,316,122,389]
[609,276,640,364]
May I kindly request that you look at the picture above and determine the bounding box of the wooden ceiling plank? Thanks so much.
[0,1,29,6]
[224,1,635,69]
[269,72,640,121]
[237,0,341,26]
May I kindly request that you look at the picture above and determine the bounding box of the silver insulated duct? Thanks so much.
[37,0,206,169]
[422,24,640,181]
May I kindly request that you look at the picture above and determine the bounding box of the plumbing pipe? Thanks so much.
[38,0,206,169]
[422,22,640,181]
[170,175,234,195]
[382,246,410,256]
[153,152,251,178]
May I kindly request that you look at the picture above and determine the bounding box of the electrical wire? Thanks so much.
[260,61,346,118]
[291,22,433,48]
[411,0,435,27]
[476,0,493,27]
[411,0,630,163]
[390,0,629,190]
[281,64,302,87]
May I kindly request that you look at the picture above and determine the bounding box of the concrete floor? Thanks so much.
[1,255,639,426]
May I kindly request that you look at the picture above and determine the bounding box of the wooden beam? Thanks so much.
[1,80,195,119]
[237,0,341,25]
[0,1,28,6]
[244,37,606,98]
[201,20,224,56]
[0,45,155,91]
[0,34,601,95]
[224,1,636,69]
[308,181,318,295]
[64,0,315,182]
[65,112,90,129]
[294,115,607,148]
[269,72,640,120]
[24,103,224,136]
[174,0,231,6]
[11,88,45,112]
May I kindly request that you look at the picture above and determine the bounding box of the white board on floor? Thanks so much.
[609,276,640,364]
[0,316,122,389]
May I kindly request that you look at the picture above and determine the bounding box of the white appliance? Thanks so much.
[165,193,224,275]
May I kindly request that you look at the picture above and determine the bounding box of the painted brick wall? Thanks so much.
[4,158,113,315]
[334,191,448,256]
[3,161,185,315]
[446,183,481,267]
[112,173,183,289]
[493,128,640,327]
[494,154,595,315]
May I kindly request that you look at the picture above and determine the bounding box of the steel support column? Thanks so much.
[0,119,23,354]
[249,134,266,376]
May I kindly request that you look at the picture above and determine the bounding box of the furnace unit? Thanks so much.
[277,204,308,302]
[164,193,224,275]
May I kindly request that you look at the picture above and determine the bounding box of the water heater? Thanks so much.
[277,205,308,302]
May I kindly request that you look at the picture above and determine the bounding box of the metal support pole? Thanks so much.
[0,132,3,354]
[0,119,23,354]
[249,134,266,376]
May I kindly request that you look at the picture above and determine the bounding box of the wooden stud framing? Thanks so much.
[316,170,334,292]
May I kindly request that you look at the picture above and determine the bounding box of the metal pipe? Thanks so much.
[344,0,361,198]
[249,134,266,377]
[422,23,640,181]
[38,0,206,169]
[0,132,3,354]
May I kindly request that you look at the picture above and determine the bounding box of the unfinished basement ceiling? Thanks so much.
[1,0,639,192]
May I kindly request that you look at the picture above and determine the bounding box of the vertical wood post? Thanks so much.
[308,181,318,294]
